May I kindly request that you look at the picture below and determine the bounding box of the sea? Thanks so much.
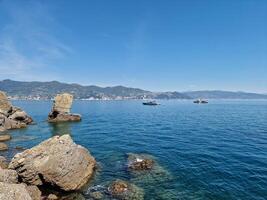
[1,100,267,200]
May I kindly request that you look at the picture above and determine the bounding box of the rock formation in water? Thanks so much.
[9,134,96,191]
[0,91,33,132]
[127,153,154,171]
[48,93,81,122]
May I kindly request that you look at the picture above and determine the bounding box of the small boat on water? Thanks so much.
[143,101,160,106]
[193,99,208,104]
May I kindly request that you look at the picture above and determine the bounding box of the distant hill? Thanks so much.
[0,79,190,100]
[0,80,266,100]
[183,90,267,99]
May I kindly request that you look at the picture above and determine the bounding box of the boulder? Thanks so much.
[0,182,33,200]
[0,91,33,132]
[9,135,96,191]
[0,134,11,142]
[47,194,58,200]
[0,168,18,183]
[0,156,8,169]
[0,91,12,114]
[48,93,81,122]
[0,142,8,151]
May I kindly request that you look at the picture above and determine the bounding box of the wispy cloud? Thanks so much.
[0,0,71,80]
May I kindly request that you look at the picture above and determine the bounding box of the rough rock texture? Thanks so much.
[107,179,144,200]
[128,153,154,171]
[26,185,42,200]
[0,134,11,142]
[53,93,73,113]
[0,142,8,151]
[0,182,33,200]
[0,168,18,183]
[47,194,58,200]
[9,135,96,191]
[0,91,12,114]
[0,91,33,132]
[0,156,8,169]
[48,93,81,122]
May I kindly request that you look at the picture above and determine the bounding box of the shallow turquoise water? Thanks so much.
[1,100,267,200]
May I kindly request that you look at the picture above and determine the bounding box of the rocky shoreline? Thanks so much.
[0,91,172,200]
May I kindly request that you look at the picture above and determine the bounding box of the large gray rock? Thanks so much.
[9,135,96,191]
[48,93,81,122]
[0,182,33,200]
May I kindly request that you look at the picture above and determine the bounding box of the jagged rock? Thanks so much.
[0,142,8,151]
[9,135,96,191]
[48,93,81,122]
[26,185,42,200]
[0,182,33,200]
[0,168,18,183]
[128,153,154,171]
[0,134,11,142]
[0,91,33,132]
[0,156,8,169]
[107,179,144,200]
[0,91,12,114]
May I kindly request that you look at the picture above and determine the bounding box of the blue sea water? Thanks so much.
[1,100,267,200]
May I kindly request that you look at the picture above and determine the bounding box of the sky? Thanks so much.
[0,0,266,93]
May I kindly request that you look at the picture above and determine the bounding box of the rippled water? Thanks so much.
[1,100,267,200]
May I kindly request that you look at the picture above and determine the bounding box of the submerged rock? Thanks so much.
[108,179,144,200]
[128,153,154,171]
[0,91,33,132]
[0,182,33,200]
[9,134,96,191]
[48,93,81,122]
[127,153,172,185]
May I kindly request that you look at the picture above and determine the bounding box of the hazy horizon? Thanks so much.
[0,0,266,93]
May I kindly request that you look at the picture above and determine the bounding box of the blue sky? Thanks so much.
[0,0,266,93]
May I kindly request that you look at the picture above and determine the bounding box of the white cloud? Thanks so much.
[0,0,71,80]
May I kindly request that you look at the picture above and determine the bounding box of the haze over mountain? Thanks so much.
[0,79,266,100]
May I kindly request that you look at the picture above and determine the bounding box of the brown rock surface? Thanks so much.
[127,153,154,171]
[0,134,11,142]
[26,185,42,200]
[0,156,8,169]
[0,91,33,132]
[0,142,8,151]
[0,91,12,114]
[0,168,18,183]
[9,135,96,191]
[0,182,33,200]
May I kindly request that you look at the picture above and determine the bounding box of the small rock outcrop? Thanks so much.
[107,179,144,200]
[0,91,33,132]
[127,153,154,171]
[9,134,96,191]
[48,93,81,122]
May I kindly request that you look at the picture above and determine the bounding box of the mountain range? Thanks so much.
[0,79,266,100]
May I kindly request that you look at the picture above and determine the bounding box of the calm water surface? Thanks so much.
[1,100,267,200]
